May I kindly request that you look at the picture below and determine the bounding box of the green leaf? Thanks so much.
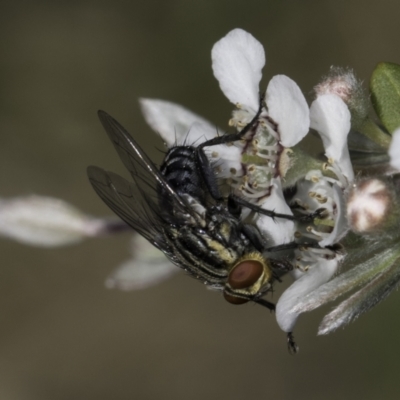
[371,62,400,134]
[318,252,400,335]
[291,239,400,315]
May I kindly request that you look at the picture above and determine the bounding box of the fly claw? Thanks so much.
[287,332,299,354]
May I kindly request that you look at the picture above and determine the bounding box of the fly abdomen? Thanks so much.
[160,146,206,204]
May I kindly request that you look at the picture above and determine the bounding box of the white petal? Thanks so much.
[183,121,221,147]
[266,75,310,147]
[169,122,243,178]
[276,257,340,332]
[319,184,348,246]
[212,29,265,111]
[205,143,243,179]
[139,98,216,147]
[388,127,400,170]
[105,235,177,291]
[256,179,295,245]
[0,195,105,247]
[310,94,354,181]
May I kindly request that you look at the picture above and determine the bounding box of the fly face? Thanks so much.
[87,110,292,314]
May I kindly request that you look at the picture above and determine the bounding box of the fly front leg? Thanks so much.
[255,298,275,312]
[195,95,264,202]
[197,94,265,151]
[240,223,268,253]
[287,332,299,354]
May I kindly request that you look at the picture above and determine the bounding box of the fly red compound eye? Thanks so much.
[229,260,264,289]
[223,293,248,304]
[223,260,264,304]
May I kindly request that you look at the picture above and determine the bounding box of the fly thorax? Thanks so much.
[223,252,273,305]
[200,232,239,266]
[207,208,246,247]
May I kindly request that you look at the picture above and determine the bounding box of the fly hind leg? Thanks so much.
[231,194,325,223]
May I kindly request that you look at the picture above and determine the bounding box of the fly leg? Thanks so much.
[240,223,268,252]
[196,94,265,151]
[287,332,299,354]
[241,224,320,254]
[255,298,275,312]
[257,300,300,353]
[266,242,321,252]
[194,95,264,201]
[230,194,325,222]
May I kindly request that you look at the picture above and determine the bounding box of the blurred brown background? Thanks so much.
[1,1,400,399]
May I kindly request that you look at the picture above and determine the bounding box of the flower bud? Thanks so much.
[314,66,369,129]
[347,179,393,233]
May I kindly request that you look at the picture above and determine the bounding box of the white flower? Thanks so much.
[139,31,353,340]
[275,93,352,334]
[276,252,343,333]
[212,29,310,146]
[0,195,106,247]
[105,235,177,290]
[141,30,312,244]
[212,29,311,244]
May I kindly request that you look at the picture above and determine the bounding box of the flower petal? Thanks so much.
[276,257,340,333]
[0,195,105,247]
[310,94,354,181]
[205,143,243,179]
[105,235,177,291]
[256,179,295,245]
[139,98,216,147]
[291,243,397,315]
[183,121,221,147]
[266,75,310,147]
[212,29,265,112]
[388,127,400,170]
[319,184,348,246]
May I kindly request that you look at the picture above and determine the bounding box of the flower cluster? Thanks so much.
[3,28,400,351]
[140,29,355,339]
[124,30,400,345]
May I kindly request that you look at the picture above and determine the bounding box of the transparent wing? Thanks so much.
[87,165,172,253]
[97,110,196,219]
[88,166,221,287]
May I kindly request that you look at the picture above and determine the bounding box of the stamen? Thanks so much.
[255,151,278,161]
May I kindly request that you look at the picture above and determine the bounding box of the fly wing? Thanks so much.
[97,110,196,220]
[87,165,173,254]
[88,111,218,282]
[88,166,221,285]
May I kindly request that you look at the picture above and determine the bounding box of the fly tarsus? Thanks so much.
[287,332,299,355]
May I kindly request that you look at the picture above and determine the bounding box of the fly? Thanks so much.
[87,106,318,352]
